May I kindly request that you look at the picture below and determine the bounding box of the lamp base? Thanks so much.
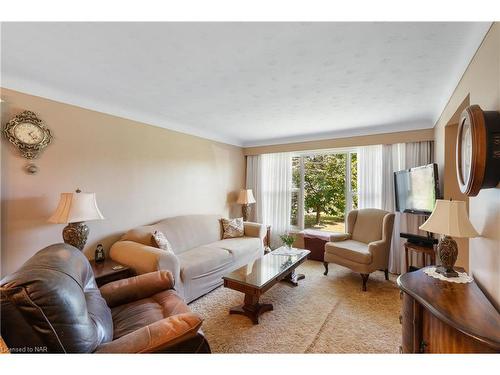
[435,266,459,278]
[436,235,459,278]
[242,204,251,222]
[62,222,89,251]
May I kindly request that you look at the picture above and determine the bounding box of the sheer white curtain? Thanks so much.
[246,153,292,248]
[246,155,263,222]
[357,141,434,274]
[357,145,383,208]
[388,144,406,274]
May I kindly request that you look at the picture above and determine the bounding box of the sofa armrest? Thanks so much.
[329,233,351,242]
[368,239,391,268]
[94,312,203,353]
[99,270,174,308]
[243,222,266,239]
[109,240,181,283]
[368,239,387,253]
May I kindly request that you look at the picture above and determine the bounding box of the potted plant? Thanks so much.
[279,233,295,249]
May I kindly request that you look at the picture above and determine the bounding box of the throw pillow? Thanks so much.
[152,230,174,253]
[221,217,244,239]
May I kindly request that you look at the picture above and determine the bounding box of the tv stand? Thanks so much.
[400,232,438,247]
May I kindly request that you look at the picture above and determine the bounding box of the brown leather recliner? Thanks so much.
[0,243,210,353]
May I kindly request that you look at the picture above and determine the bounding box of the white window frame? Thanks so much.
[290,148,358,231]
[290,156,304,229]
[346,151,358,214]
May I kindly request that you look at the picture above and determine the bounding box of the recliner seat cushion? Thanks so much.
[111,289,190,339]
[177,246,232,281]
[325,240,372,265]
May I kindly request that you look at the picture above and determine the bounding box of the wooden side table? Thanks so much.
[90,259,131,287]
[404,242,436,272]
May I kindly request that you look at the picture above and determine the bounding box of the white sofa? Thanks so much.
[110,214,266,303]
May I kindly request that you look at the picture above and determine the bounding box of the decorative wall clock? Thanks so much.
[456,105,500,196]
[4,111,53,173]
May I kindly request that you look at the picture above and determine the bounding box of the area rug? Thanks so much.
[189,260,402,353]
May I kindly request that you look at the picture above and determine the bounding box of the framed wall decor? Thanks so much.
[4,110,53,160]
[456,105,500,196]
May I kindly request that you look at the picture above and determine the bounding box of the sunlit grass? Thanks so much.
[304,213,345,232]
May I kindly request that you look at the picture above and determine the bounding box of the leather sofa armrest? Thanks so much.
[94,312,203,353]
[243,222,266,239]
[329,233,351,242]
[110,240,181,282]
[99,270,174,308]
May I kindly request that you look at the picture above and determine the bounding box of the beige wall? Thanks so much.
[244,128,434,155]
[0,88,245,276]
[434,23,500,309]
[443,122,470,270]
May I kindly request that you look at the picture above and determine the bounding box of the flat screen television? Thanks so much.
[394,163,439,215]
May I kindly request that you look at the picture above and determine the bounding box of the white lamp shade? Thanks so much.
[419,199,479,238]
[48,192,104,224]
[237,189,256,205]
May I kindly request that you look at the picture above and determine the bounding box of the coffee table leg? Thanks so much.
[284,270,305,286]
[229,294,273,324]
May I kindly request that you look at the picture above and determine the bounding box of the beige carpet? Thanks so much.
[190,260,402,353]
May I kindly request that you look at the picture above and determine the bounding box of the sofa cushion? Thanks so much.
[325,240,372,265]
[207,237,262,258]
[177,246,233,281]
[111,289,190,339]
[152,230,174,253]
[221,217,244,239]
[154,215,223,254]
[121,215,223,255]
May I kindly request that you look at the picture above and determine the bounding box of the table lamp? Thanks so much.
[419,199,479,277]
[237,189,256,221]
[48,189,104,251]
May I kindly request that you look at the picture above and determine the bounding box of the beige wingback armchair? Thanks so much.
[323,208,395,291]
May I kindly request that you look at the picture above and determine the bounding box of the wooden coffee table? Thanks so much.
[222,247,310,324]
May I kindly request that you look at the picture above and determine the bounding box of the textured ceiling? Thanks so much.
[1,22,491,146]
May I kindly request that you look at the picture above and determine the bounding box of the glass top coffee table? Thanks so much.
[222,247,310,324]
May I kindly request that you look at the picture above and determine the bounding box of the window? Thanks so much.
[290,157,301,227]
[290,150,358,232]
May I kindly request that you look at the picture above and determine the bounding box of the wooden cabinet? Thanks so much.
[397,267,500,353]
